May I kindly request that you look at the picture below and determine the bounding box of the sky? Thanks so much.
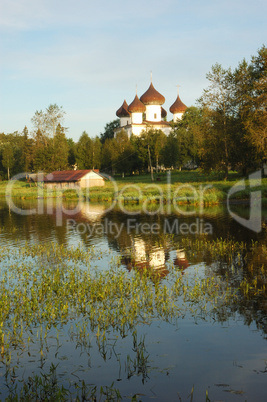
[0,0,266,141]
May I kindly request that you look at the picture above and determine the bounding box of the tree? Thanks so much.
[198,64,235,178]
[89,137,102,170]
[31,104,66,140]
[32,128,54,172]
[198,46,267,176]
[2,143,15,180]
[241,46,267,158]
[75,131,92,169]
[46,104,66,139]
[21,126,33,172]
[135,129,167,172]
[114,131,137,176]
[67,138,76,168]
[101,138,118,174]
[164,107,202,170]
[75,132,102,170]
[149,129,167,172]
[52,124,69,170]
[100,119,120,143]
[161,132,179,168]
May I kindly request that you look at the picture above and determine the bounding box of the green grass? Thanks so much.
[1,170,267,205]
[1,239,266,399]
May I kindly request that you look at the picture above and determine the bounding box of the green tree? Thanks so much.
[161,132,179,168]
[114,131,137,176]
[32,129,50,171]
[100,119,120,143]
[198,64,234,178]
[89,137,102,169]
[21,126,33,172]
[239,46,267,161]
[67,138,76,168]
[75,131,92,169]
[31,104,65,141]
[46,104,66,139]
[198,46,267,176]
[2,143,15,180]
[101,138,118,174]
[52,124,69,170]
[136,129,167,172]
[75,132,101,170]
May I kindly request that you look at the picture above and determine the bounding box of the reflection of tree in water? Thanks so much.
[2,200,267,335]
[202,232,267,335]
[1,200,68,244]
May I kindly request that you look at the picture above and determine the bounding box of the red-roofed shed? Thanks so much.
[44,170,105,189]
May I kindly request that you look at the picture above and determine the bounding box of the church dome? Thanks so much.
[128,94,146,113]
[169,95,187,114]
[116,100,130,117]
[161,107,167,118]
[140,82,165,105]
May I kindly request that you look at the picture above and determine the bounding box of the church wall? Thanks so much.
[131,112,143,124]
[173,112,184,122]
[120,116,131,127]
[145,105,161,122]
[131,126,144,136]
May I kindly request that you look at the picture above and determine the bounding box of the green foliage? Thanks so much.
[100,119,120,143]
[198,45,267,177]
[31,103,65,139]
[75,131,102,170]
[162,107,202,169]
[101,130,138,175]
[53,123,69,170]
[1,143,15,180]
[67,137,76,168]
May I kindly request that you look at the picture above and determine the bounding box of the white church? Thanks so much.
[115,80,187,137]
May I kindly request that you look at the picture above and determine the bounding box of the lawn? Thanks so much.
[1,170,267,205]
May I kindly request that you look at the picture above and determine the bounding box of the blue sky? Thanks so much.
[0,0,266,141]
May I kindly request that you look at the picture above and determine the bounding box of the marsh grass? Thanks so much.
[0,238,266,399]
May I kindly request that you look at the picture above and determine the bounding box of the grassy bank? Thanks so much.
[1,170,267,205]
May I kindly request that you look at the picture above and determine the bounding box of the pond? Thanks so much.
[0,198,267,401]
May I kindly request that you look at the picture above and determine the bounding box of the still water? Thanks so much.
[0,198,267,401]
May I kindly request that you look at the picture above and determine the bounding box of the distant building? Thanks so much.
[115,80,187,137]
[44,170,105,189]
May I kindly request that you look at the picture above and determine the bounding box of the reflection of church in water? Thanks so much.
[77,204,189,278]
[120,236,189,278]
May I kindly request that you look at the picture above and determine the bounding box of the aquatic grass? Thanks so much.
[0,241,236,339]
[0,238,266,398]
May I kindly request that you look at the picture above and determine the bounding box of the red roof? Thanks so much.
[116,100,130,117]
[140,82,165,105]
[44,170,100,182]
[128,94,146,113]
[169,95,187,114]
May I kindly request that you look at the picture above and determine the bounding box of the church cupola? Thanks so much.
[169,90,187,122]
[116,100,131,127]
[140,81,165,122]
[128,94,146,124]
[161,107,167,119]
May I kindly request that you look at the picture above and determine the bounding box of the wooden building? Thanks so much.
[44,170,105,189]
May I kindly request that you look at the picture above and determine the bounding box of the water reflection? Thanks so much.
[1,198,267,250]
[1,199,267,400]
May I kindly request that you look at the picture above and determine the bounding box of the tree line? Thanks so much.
[0,46,266,180]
